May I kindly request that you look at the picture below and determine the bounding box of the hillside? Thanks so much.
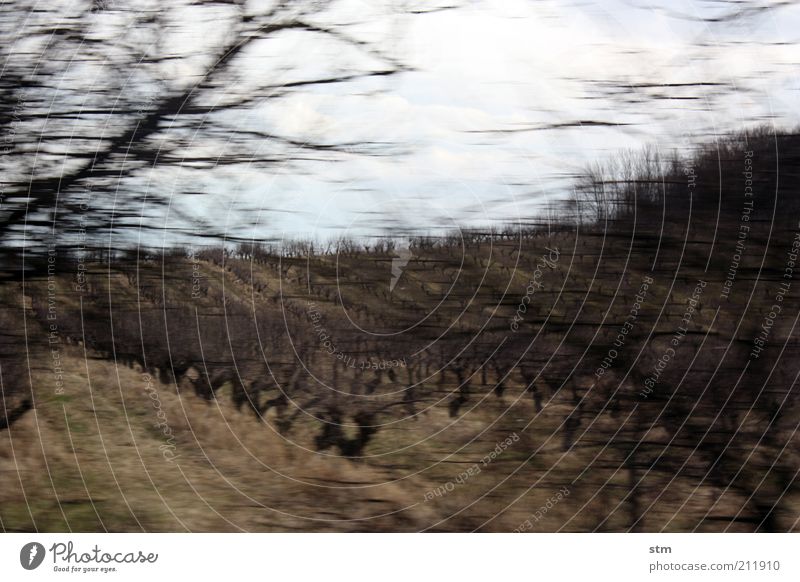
[2,128,800,531]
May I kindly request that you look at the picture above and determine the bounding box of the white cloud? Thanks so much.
[157,0,800,239]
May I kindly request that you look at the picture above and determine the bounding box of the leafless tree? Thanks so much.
[0,0,440,269]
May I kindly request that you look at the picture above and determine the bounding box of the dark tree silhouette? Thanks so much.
[0,0,433,270]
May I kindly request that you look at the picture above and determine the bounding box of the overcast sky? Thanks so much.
[189,0,796,244]
[8,0,798,246]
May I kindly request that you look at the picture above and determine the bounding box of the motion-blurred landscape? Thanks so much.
[2,1,800,532]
